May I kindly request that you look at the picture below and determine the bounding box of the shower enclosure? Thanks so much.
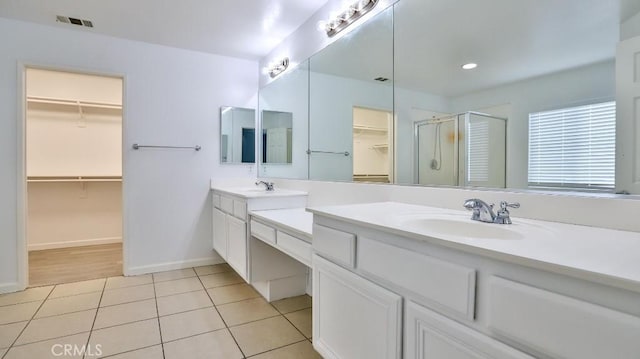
[414,112,506,187]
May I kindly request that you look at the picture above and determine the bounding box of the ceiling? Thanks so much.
[0,0,329,60]
[309,0,627,97]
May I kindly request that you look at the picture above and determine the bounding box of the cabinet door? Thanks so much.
[405,302,532,359]
[313,254,402,359]
[212,208,227,259]
[226,215,247,280]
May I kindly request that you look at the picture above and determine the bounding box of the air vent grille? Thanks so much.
[56,15,94,28]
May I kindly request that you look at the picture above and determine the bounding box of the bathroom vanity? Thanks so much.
[308,202,640,359]
[211,185,310,300]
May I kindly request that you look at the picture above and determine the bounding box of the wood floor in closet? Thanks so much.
[29,243,123,287]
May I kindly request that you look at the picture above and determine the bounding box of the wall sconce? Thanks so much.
[267,57,290,78]
[323,0,379,37]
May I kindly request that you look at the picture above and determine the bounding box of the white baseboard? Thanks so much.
[0,282,22,295]
[28,237,123,251]
[126,254,225,276]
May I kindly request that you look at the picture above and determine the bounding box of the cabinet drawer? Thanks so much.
[250,220,276,244]
[220,196,234,214]
[313,224,356,268]
[233,200,247,220]
[358,237,476,320]
[277,231,312,266]
[488,277,640,359]
[212,193,221,209]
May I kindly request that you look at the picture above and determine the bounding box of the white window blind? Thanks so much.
[467,120,489,183]
[528,101,616,190]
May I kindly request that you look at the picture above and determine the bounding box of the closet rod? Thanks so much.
[132,144,202,151]
[27,96,122,110]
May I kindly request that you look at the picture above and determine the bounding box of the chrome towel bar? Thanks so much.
[306,149,350,156]
[132,144,201,151]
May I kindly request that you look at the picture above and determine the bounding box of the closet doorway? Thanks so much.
[352,107,394,183]
[24,68,124,287]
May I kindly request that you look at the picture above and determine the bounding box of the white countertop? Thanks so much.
[250,208,313,242]
[307,202,640,293]
[211,186,308,199]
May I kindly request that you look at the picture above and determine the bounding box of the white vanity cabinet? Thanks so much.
[212,207,227,258]
[226,214,247,278]
[211,187,307,283]
[313,254,402,359]
[405,301,533,359]
[310,202,640,359]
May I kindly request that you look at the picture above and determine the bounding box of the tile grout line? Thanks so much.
[2,283,56,359]
[195,270,248,359]
[82,279,107,359]
[245,338,310,358]
[152,271,168,359]
[278,306,313,341]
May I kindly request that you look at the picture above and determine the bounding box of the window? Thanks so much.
[467,119,489,183]
[528,101,616,190]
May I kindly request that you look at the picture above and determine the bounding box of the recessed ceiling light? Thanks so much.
[462,63,478,70]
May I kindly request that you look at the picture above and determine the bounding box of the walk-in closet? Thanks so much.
[352,107,394,183]
[25,68,123,286]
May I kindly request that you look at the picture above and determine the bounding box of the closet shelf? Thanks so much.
[27,96,122,110]
[371,144,389,149]
[353,125,388,132]
[27,176,122,183]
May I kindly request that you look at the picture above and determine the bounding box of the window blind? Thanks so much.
[467,120,489,183]
[528,101,616,190]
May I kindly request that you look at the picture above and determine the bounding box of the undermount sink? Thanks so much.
[402,217,524,240]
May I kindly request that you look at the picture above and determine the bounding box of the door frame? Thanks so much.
[16,62,128,290]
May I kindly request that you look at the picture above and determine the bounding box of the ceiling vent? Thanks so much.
[56,15,94,28]
[374,77,389,82]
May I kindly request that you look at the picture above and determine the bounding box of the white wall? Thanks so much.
[0,17,258,292]
[28,182,122,250]
[621,10,640,40]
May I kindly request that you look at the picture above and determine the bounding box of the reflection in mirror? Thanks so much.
[220,106,256,164]
[309,6,393,182]
[258,60,309,178]
[260,0,640,193]
[393,0,630,192]
[414,112,506,187]
[261,110,293,164]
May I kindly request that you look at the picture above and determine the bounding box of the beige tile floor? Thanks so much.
[0,264,321,359]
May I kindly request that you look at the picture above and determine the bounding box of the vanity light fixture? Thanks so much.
[267,57,290,78]
[323,0,379,37]
[462,63,478,70]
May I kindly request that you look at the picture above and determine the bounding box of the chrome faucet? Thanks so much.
[255,181,274,191]
[464,199,520,224]
[494,201,520,224]
[463,199,496,223]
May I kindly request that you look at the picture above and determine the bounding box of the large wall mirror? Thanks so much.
[308,6,393,182]
[258,0,640,194]
[220,106,256,164]
[258,60,309,178]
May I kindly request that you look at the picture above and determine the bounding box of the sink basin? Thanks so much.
[402,218,524,240]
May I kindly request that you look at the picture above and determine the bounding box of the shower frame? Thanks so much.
[413,111,507,186]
